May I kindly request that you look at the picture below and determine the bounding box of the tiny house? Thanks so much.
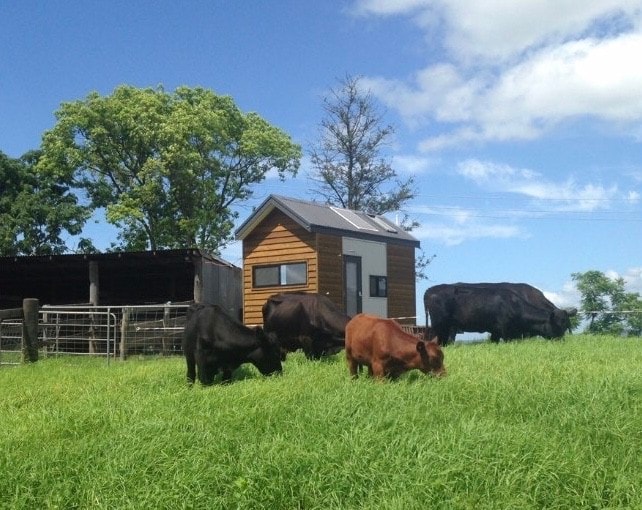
[235,195,420,325]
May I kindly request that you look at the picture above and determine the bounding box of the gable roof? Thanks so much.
[235,195,420,248]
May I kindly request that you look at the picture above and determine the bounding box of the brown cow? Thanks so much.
[345,314,445,379]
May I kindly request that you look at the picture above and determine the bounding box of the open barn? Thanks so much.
[0,249,241,312]
[0,249,242,358]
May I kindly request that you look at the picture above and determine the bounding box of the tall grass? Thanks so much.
[1,335,641,509]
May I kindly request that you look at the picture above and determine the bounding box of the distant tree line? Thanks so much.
[2,78,426,260]
[572,270,642,336]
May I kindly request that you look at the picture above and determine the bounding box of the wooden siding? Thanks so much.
[242,210,318,325]
[316,233,344,311]
[386,244,416,325]
[240,205,419,326]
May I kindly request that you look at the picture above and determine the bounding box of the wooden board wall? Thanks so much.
[242,210,318,325]
[316,233,344,311]
[386,244,417,325]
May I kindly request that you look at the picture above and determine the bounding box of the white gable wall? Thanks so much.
[342,237,387,317]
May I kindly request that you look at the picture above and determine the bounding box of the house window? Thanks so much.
[369,275,387,297]
[253,262,307,288]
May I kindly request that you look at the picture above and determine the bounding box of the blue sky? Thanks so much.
[1,0,641,322]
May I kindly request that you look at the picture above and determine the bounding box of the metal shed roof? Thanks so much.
[235,195,420,248]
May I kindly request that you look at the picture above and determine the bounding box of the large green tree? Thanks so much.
[38,85,301,252]
[0,150,89,255]
[572,270,642,335]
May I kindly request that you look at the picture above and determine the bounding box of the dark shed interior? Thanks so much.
[0,250,241,314]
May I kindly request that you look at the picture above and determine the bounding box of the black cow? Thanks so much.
[182,303,282,385]
[424,282,577,344]
[262,292,350,359]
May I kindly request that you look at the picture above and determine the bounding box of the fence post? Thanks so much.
[120,307,130,361]
[193,258,203,303]
[162,303,171,355]
[89,261,99,305]
[22,298,39,363]
[88,261,100,354]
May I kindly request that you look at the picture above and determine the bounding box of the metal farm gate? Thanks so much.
[39,307,119,358]
[0,303,191,364]
[0,317,23,365]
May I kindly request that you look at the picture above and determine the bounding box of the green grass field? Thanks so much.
[1,335,641,509]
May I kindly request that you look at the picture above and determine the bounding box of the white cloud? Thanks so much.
[485,33,642,122]
[456,159,634,213]
[544,280,582,309]
[362,65,483,125]
[623,267,642,294]
[457,159,537,184]
[358,2,642,149]
[416,128,488,152]
[392,154,436,175]
[440,0,640,63]
[404,159,636,246]
[607,267,642,294]
[413,221,520,246]
[352,0,430,16]
[354,0,642,61]
[410,204,522,245]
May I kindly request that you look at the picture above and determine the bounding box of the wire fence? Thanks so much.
[1,305,640,366]
[0,320,22,365]
[0,303,191,365]
[581,310,641,315]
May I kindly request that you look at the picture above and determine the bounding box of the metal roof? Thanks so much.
[235,195,420,247]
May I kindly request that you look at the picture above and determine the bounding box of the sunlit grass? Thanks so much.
[1,335,641,509]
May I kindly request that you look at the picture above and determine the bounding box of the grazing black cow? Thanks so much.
[424,282,577,344]
[182,304,282,385]
[262,292,350,359]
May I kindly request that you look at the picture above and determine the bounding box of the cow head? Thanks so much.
[564,307,578,333]
[249,327,283,376]
[416,340,446,377]
[196,346,219,386]
[548,308,577,338]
